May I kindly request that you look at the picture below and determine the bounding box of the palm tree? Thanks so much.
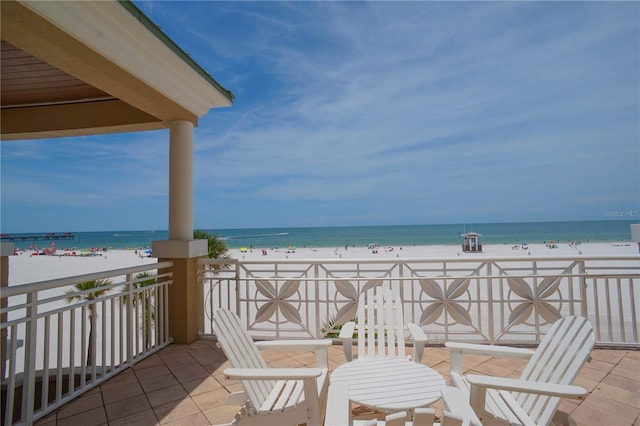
[193,229,230,259]
[122,272,157,349]
[194,229,232,271]
[65,279,111,366]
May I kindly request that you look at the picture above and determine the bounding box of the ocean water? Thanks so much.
[3,220,637,251]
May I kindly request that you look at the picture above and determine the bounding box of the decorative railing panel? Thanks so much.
[1,261,173,426]
[199,256,639,348]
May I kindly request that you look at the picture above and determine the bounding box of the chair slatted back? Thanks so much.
[516,316,595,425]
[357,284,407,359]
[214,309,273,410]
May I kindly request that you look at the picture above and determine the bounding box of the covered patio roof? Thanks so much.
[1,0,233,141]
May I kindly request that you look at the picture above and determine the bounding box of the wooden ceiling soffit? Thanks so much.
[1,1,197,128]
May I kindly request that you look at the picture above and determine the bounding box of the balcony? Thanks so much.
[3,255,639,425]
[32,343,640,425]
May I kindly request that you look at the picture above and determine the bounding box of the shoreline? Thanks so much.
[3,220,637,252]
[8,241,638,286]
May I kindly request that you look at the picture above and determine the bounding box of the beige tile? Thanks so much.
[57,390,104,419]
[461,353,492,372]
[425,347,452,365]
[626,350,640,361]
[572,392,639,426]
[589,349,625,365]
[577,364,609,384]
[187,342,226,366]
[55,406,107,426]
[134,353,165,370]
[153,398,201,424]
[146,384,188,408]
[182,375,224,396]
[191,386,237,412]
[602,370,640,393]
[291,351,319,366]
[557,398,580,416]
[592,380,640,409]
[101,380,144,405]
[270,356,305,368]
[169,363,210,383]
[101,369,139,390]
[611,356,640,379]
[202,405,241,425]
[573,374,601,393]
[105,394,152,422]
[577,356,616,373]
[484,356,527,378]
[108,409,159,426]
[137,371,180,393]
[134,364,172,379]
[163,411,210,426]
[34,413,57,426]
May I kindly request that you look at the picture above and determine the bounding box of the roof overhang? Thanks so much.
[1,0,233,141]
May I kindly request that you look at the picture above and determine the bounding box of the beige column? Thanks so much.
[152,120,207,344]
[168,120,194,241]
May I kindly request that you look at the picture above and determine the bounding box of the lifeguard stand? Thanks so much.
[461,232,482,253]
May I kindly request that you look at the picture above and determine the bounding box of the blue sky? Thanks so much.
[1,1,639,233]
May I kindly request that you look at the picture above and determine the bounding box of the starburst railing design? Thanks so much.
[199,256,639,347]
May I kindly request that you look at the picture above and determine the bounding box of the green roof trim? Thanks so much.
[118,0,234,103]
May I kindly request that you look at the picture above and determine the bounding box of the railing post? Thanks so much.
[578,259,588,319]
[1,242,13,382]
[126,273,134,366]
[486,262,494,343]
[21,292,38,425]
[235,261,241,320]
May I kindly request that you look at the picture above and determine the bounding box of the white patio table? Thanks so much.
[330,358,446,412]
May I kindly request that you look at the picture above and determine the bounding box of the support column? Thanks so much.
[152,120,207,344]
[168,120,194,240]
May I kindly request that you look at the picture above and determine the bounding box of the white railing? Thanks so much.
[1,261,173,426]
[198,256,640,348]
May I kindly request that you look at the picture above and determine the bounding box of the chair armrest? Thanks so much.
[441,386,482,426]
[224,367,323,380]
[338,321,356,362]
[255,339,332,351]
[324,383,351,426]
[407,323,427,363]
[338,321,356,339]
[466,374,589,399]
[445,342,535,359]
[407,323,427,342]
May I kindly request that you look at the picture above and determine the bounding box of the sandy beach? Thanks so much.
[7,241,638,285]
[227,241,639,262]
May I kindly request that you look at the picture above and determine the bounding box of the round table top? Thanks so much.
[330,357,446,411]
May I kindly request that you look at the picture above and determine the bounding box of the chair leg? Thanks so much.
[211,406,249,426]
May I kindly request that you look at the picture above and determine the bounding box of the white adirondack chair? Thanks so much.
[339,283,427,363]
[446,315,595,426]
[324,384,482,426]
[213,308,332,426]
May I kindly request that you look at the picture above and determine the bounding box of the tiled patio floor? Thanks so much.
[34,341,640,426]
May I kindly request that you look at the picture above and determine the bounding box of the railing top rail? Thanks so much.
[2,260,173,298]
[198,255,640,265]
[200,273,639,281]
